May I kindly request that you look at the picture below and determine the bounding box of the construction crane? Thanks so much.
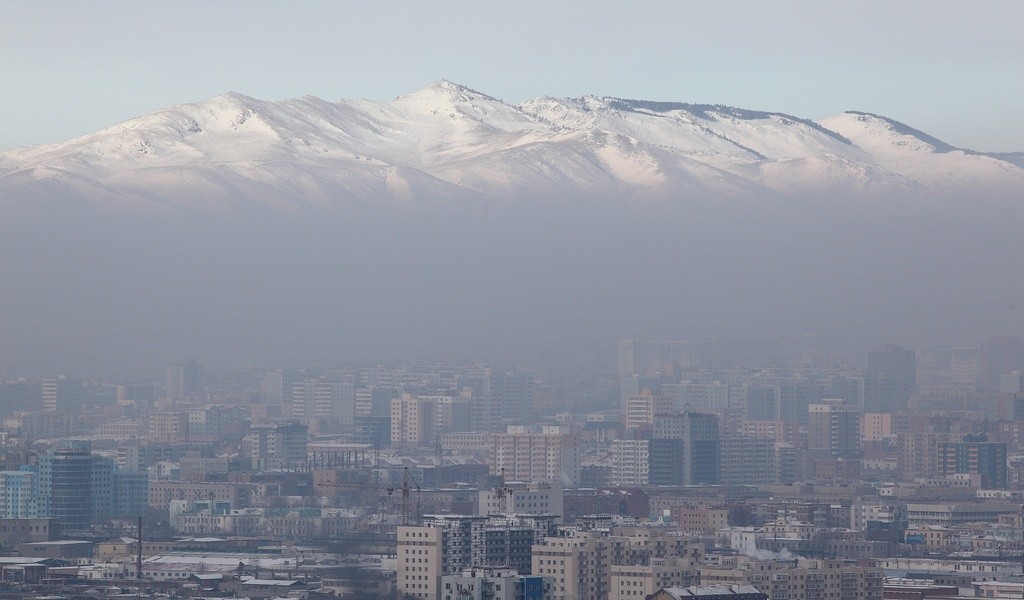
[494,469,516,568]
[316,466,421,528]
[494,468,516,515]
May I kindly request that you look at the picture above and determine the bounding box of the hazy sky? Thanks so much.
[2,0,1022,152]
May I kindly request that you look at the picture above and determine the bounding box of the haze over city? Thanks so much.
[1,4,1024,600]
[2,1,1022,375]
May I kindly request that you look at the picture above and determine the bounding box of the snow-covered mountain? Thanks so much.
[2,82,1024,373]
[1,80,1020,212]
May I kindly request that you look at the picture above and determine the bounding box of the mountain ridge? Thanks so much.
[1,81,1021,212]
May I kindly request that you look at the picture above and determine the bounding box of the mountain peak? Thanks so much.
[819,112,957,155]
[844,111,958,153]
[399,80,502,104]
[197,91,267,113]
[212,90,259,102]
[433,79,469,91]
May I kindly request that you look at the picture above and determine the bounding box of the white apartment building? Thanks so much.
[479,482,563,519]
[611,439,650,487]
[490,432,580,486]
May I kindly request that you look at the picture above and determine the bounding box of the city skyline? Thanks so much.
[4,3,1024,599]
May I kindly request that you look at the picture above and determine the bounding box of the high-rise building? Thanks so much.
[392,394,436,448]
[397,525,444,600]
[619,339,638,377]
[828,375,865,411]
[2,455,143,524]
[532,531,610,600]
[0,469,39,518]
[460,367,499,432]
[165,360,203,402]
[611,439,650,487]
[897,432,960,481]
[425,394,472,436]
[778,378,817,424]
[951,347,981,385]
[115,384,155,410]
[113,470,149,518]
[938,433,1008,489]
[864,344,916,413]
[291,379,356,430]
[624,389,675,429]
[808,399,862,459]
[148,412,189,443]
[41,375,81,413]
[678,382,730,412]
[850,497,905,534]
[980,337,1024,391]
[611,557,702,600]
[37,440,115,531]
[650,413,720,485]
[398,514,558,600]
[1002,372,1024,421]
[41,377,58,413]
[745,384,780,421]
[532,526,702,600]
[385,393,470,446]
[259,369,296,411]
[249,421,309,470]
[478,482,563,519]
[354,415,392,448]
[495,370,535,421]
[719,436,779,486]
[489,431,579,486]
[861,413,892,442]
[620,375,640,418]
[617,339,710,377]
[648,437,684,486]
[1002,372,1024,394]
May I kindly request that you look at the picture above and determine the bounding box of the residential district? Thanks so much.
[2,337,1024,600]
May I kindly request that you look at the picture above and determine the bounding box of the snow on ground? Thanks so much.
[1,81,1021,210]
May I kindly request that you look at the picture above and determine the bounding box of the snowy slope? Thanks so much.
[1,81,1021,212]
[819,112,1024,193]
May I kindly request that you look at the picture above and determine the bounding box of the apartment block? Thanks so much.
[531,532,611,600]
[441,567,548,600]
[719,436,779,486]
[392,395,437,448]
[490,432,580,486]
[148,481,251,511]
[149,412,189,443]
[611,557,699,600]
[611,439,649,487]
[532,527,702,600]
[291,379,356,431]
[937,434,1007,489]
[651,413,720,485]
[399,514,558,600]
[479,482,563,518]
[897,432,960,481]
[701,557,883,600]
[249,421,308,470]
[670,506,729,535]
